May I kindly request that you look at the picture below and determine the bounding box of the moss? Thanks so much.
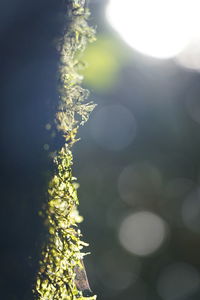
[34,1,96,299]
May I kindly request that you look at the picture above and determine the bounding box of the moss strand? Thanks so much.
[34,1,96,299]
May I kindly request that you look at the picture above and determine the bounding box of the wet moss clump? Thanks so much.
[34,1,96,299]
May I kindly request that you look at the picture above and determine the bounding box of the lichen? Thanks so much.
[34,1,96,299]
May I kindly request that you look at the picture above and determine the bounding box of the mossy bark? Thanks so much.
[34,1,96,299]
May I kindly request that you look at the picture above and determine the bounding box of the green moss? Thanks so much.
[34,1,96,299]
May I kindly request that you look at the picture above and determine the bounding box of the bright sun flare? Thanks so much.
[106,0,200,59]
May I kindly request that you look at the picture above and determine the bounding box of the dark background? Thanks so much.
[1,0,200,299]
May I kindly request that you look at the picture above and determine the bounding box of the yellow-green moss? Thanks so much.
[34,1,96,299]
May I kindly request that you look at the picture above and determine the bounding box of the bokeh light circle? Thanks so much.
[176,39,200,71]
[119,211,168,256]
[106,0,200,59]
[157,262,200,300]
[90,105,137,151]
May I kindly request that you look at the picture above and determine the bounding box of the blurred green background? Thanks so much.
[1,0,200,299]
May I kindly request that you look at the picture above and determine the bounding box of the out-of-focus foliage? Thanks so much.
[80,35,128,91]
[34,1,96,299]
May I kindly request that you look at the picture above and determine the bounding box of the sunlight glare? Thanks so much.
[106,0,200,59]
